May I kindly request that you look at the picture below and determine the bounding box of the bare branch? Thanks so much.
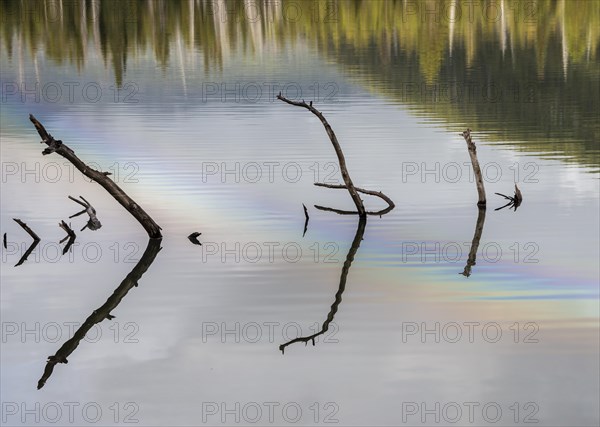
[58,221,76,254]
[68,195,101,231]
[28,115,162,238]
[276,94,366,217]
[314,182,395,216]
[13,218,41,241]
[460,129,486,206]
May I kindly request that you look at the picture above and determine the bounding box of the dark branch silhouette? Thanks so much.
[188,232,202,245]
[58,221,76,255]
[314,183,395,216]
[13,218,41,267]
[37,239,162,389]
[13,218,40,241]
[28,115,162,238]
[279,217,367,354]
[460,207,487,277]
[302,204,309,237]
[277,94,368,217]
[68,195,101,231]
[460,129,486,207]
[495,184,523,211]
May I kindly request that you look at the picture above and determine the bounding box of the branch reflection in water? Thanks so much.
[279,217,366,354]
[460,207,487,278]
[37,239,162,389]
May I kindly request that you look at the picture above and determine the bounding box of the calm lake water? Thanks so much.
[1,1,599,426]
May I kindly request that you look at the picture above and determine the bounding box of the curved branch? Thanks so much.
[314,183,395,216]
[277,94,366,217]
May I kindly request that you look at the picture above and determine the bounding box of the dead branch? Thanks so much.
[460,129,486,206]
[279,217,367,354]
[58,221,76,254]
[37,238,162,389]
[314,183,395,216]
[460,207,486,277]
[495,184,523,211]
[13,218,41,241]
[29,114,162,238]
[276,94,366,217]
[15,241,40,267]
[68,195,101,231]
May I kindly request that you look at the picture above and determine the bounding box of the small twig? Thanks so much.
[15,241,40,267]
[460,207,487,277]
[302,204,309,237]
[314,183,395,216]
[188,232,202,245]
[68,195,101,231]
[58,221,76,254]
[494,184,523,211]
[13,218,41,267]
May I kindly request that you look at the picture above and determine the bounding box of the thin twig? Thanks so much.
[302,204,309,237]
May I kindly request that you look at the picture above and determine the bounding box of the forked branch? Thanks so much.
[277,94,367,217]
[68,195,101,231]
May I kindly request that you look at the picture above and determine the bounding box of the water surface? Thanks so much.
[1,1,599,426]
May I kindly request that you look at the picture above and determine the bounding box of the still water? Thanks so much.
[1,1,599,426]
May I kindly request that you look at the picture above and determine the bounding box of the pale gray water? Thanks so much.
[1,1,599,426]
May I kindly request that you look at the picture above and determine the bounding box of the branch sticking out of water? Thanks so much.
[460,129,486,207]
[314,183,395,216]
[276,94,367,217]
[68,195,101,231]
[28,114,162,238]
[495,184,523,211]
[58,221,76,254]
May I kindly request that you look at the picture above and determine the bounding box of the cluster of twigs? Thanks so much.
[6,196,103,266]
